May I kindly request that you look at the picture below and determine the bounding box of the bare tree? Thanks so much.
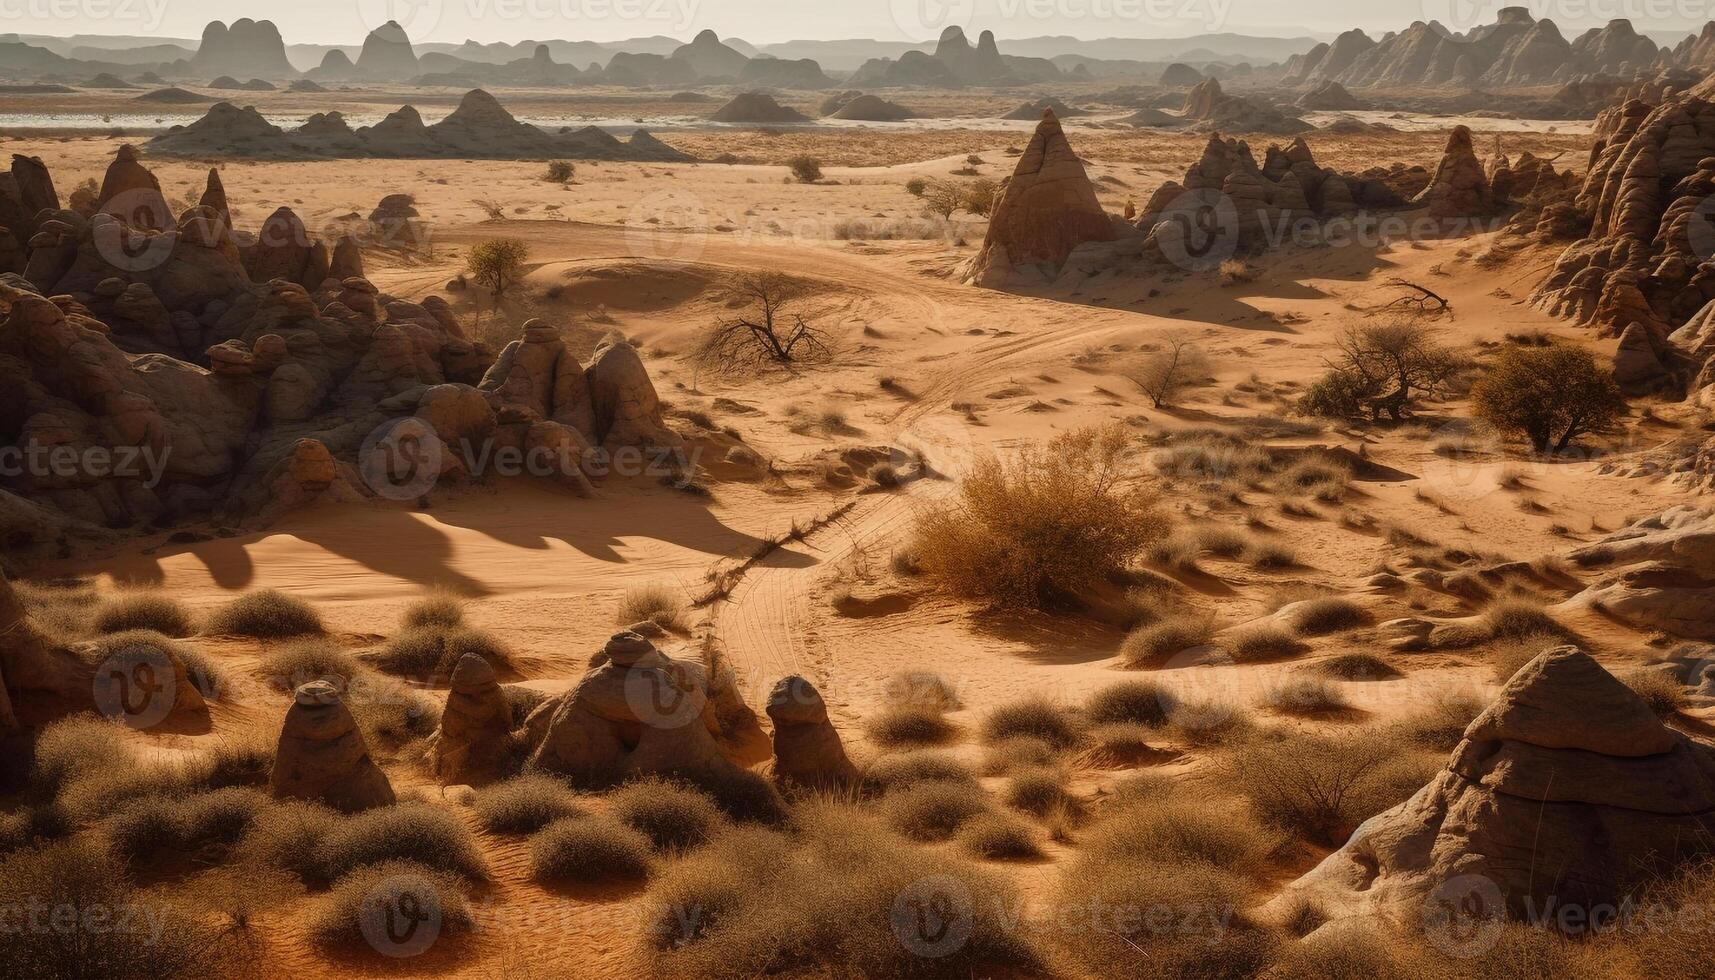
[697,272,832,371]
[1128,333,1210,409]
[921,179,964,220]
[1322,318,1463,421]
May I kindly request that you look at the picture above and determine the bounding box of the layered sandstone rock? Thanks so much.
[429,654,515,785]
[965,109,1116,287]
[1274,647,1715,931]
[270,681,396,811]
[1411,126,1495,218]
[766,676,857,789]
[186,18,294,79]
[711,92,809,124]
[1570,506,1715,639]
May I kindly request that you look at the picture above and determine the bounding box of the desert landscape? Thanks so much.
[2,7,1715,979]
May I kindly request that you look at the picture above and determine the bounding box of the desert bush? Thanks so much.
[1622,668,1686,717]
[84,630,223,699]
[1302,318,1463,422]
[914,425,1165,610]
[347,672,440,746]
[1391,691,1486,750]
[1224,731,1430,846]
[542,159,575,182]
[883,781,994,841]
[1488,631,1563,683]
[206,588,324,638]
[881,670,962,711]
[0,838,244,977]
[1289,595,1370,635]
[473,774,585,834]
[30,716,132,798]
[1127,332,1210,409]
[310,860,472,950]
[466,237,529,299]
[1085,679,1175,727]
[698,271,831,369]
[1083,778,1272,873]
[615,582,689,631]
[862,750,979,792]
[317,802,487,882]
[369,623,509,681]
[1219,258,1256,283]
[1167,697,1254,746]
[531,815,653,884]
[1119,613,1215,667]
[609,779,727,853]
[93,591,194,637]
[982,736,1060,775]
[236,800,340,882]
[1248,540,1299,569]
[961,177,998,216]
[979,696,1083,749]
[864,703,958,748]
[1192,523,1253,558]
[1263,677,1351,715]
[1083,722,1163,767]
[786,154,823,183]
[258,638,362,689]
[643,804,1041,977]
[1300,367,1380,419]
[1482,597,1573,643]
[1315,652,1401,680]
[904,176,927,196]
[1471,343,1625,453]
[401,591,464,629]
[104,787,267,865]
[957,812,1043,860]
[1004,767,1075,818]
[1227,622,1310,661]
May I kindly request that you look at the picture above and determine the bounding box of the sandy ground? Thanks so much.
[6,120,1705,977]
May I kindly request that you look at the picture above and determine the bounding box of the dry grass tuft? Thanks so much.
[1263,677,1353,716]
[881,670,962,711]
[862,751,979,792]
[1622,668,1686,718]
[979,696,1084,750]
[608,779,728,853]
[93,591,195,637]
[1288,596,1370,635]
[206,589,324,638]
[531,815,654,885]
[1118,613,1215,668]
[473,774,585,834]
[258,638,363,689]
[1085,679,1176,727]
[883,781,994,841]
[369,624,510,681]
[317,802,487,882]
[1004,767,1076,818]
[864,703,960,748]
[401,590,465,629]
[1224,730,1436,846]
[1227,622,1311,662]
[616,582,690,631]
[1482,597,1573,643]
[1314,652,1402,680]
[1488,631,1564,684]
[1390,691,1486,751]
[310,860,472,950]
[957,812,1044,860]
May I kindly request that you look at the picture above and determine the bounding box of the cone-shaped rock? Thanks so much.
[430,654,514,785]
[766,675,856,789]
[97,145,176,231]
[198,167,229,223]
[270,680,396,811]
[1411,125,1494,217]
[966,109,1114,284]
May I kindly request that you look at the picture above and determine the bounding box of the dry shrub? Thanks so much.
[1482,597,1573,643]
[1004,767,1075,818]
[1225,731,1436,846]
[1193,524,1255,558]
[236,800,340,882]
[1263,677,1352,716]
[12,577,98,641]
[30,716,133,803]
[93,591,194,637]
[1119,613,1215,668]
[1088,777,1273,872]
[258,638,362,689]
[369,623,510,681]
[83,629,224,699]
[530,815,654,884]
[473,774,585,834]
[0,838,248,977]
[1621,668,1686,717]
[913,425,1166,610]
[206,588,324,638]
[1228,622,1311,662]
[310,860,472,950]
[979,696,1083,749]
[881,670,962,710]
[1289,596,1370,635]
[1488,631,1563,684]
[616,582,689,631]
[1391,691,1485,751]
[1168,697,1254,746]
[883,781,994,841]
[957,812,1043,860]
[1083,722,1164,767]
[0,804,69,854]
[642,803,1041,977]
[862,750,979,792]
[346,672,441,747]
[982,736,1060,775]
[1248,541,1300,569]
[104,786,268,865]
[317,802,487,882]
[608,779,728,853]
[1314,652,1402,680]
[864,703,958,748]
[1085,679,1176,727]
[401,591,465,629]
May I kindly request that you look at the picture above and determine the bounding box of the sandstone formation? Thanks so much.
[827,94,916,121]
[1570,506,1715,639]
[1179,78,1309,135]
[1159,62,1202,87]
[148,90,693,162]
[185,19,294,79]
[766,675,857,789]
[1000,97,1082,120]
[269,680,397,811]
[670,29,749,80]
[739,57,830,90]
[965,109,1116,287]
[429,654,516,785]
[521,631,758,787]
[354,20,419,81]
[1296,81,1364,110]
[1410,125,1496,217]
[1275,647,1715,931]
[0,147,683,557]
[710,92,809,124]
[849,27,1058,88]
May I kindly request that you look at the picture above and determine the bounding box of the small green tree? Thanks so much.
[1471,344,1626,453]
[466,238,528,300]
[961,178,998,218]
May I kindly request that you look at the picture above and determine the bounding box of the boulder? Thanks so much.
[1612,321,1668,391]
[1570,506,1715,638]
[429,654,515,785]
[586,339,680,451]
[1273,647,1715,932]
[269,681,397,811]
[766,675,856,789]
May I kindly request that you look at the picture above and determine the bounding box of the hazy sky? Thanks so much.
[14,0,1715,45]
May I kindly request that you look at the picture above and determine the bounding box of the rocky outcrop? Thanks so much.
[766,675,856,789]
[354,20,419,81]
[1410,125,1495,218]
[1159,62,1202,87]
[1274,646,1715,931]
[522,632,756,786]
[585,338,680,452]
[429,654,515,786]
[738,57,830,90]
[96,145,175,232]
[670,29,749,80]
[965,109,1116,287]
[711,92,808,124]
[269,680,397,811]
[1296,81,1364,110]
[148,91,694,163]
[1570,506,1715,639]
[187,19,294,79]
[826,94,916,121]
[1179,77,1308,135]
